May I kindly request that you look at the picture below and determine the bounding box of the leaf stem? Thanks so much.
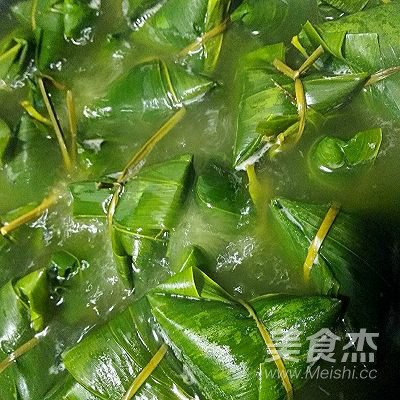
[160,60,179,105]
[31,0,38,31]
[0,337,39,375]
[291,35,309,59]
[122,343,168,400]
[117,107,186,183]
[41,74,67,91]
[0,42,22,63]
[270,46,323,155]
[107,185,122,231]
[0,193,59,237]
[296,45,324,77]
[272,59,297,80]
[20,101,52,126]
[177,19,229,58]
[303,202,341,283]
[239,300,293,400]
[246,165,265,211]
[66,90,78,166]
[38,77,72,171]
[365,66,400,87]
[293,78,306,143]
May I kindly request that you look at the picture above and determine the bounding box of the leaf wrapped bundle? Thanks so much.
[111,154,194,288]
[0,113,62,196]
[53,251,341,400]
[12,0,95,70]
[231,0,318,44]
[297,2,400,118]
[0,202,45,286]
[59,297,198,400]
[308,128,382,185]
[127,0,231,73]
[270,197,388,331]
[195,162,250,224]
[0,251,81,399]
[147,266,342,400]
[0,30,30,89]
[81,59,214,141]
[234,44,368,168]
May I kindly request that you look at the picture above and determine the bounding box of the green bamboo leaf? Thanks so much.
[173,244,209,273]
[12,0,95,70]
[114,154,194,230]
[308,128,382,185]
[148,266,342,400]
[112,154,194,288]
[0,118,11,165]
[0,30,30,88]
[44,373,99,400]
[298,3,400,117]
[46,250,81,302]
[61,297,197,400]
[82,60,214,140]
[0,114,63,197]
[13,0,65,71]
[320,0,369,13]
[270,197,388,331]
[69,181,114,218]
[129,0,231,73]
[34,8,65,70]
[195,163,250,222]
[0,250,82,398]
[14,269,50,332]
[0,202,45,287]
[0,274,51,399]
[154,264,233,302]
[121,0,160,24]
[63,0,94,39]
[231,0,318,44]
[234,44,368,167]
[317,0,382,19]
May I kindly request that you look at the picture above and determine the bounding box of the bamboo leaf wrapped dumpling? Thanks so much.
[81,59,215,141]
[270,197,388,332]
[59,296,198,400]
[12,0,95,70]
[296,2,400,118]
[0,202,46,287]
[127,0,231,73]
[147,266,342,400]
[231,0,318,44]
[308,128,382,186]
[56,250,341,400]
[0,251,81,400]
[111,154,195,289]
[0,113,63,198]
[195,162,251,224]
[234,43,369,168]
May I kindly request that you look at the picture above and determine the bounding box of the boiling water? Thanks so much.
[0,1,399,399]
